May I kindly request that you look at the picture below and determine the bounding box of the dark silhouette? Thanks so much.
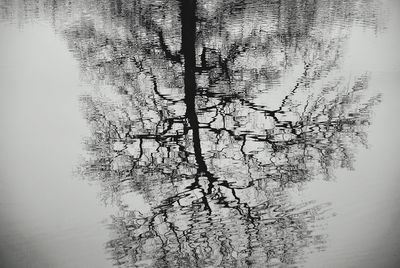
[14,0,385,267]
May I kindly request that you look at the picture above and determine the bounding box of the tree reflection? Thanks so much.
[14,0,384,266]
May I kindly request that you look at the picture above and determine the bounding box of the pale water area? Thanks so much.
[1,0,400,267]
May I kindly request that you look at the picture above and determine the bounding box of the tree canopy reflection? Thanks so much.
[15,0,384,267]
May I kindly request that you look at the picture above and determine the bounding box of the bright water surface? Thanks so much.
[1,0,400,267]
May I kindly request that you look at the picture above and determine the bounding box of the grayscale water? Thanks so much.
[1,0,400,267]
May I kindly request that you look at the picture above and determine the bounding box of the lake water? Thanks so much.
[1,0,400,267]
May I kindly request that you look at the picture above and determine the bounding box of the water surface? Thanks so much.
[1,0,400,267]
